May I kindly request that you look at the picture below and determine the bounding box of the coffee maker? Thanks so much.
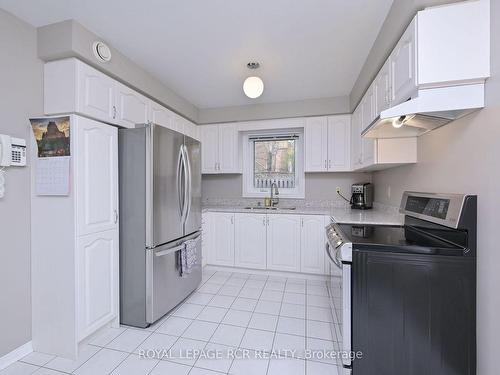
[351,183,373,209]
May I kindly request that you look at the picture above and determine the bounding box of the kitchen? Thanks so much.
[0,1,497,375]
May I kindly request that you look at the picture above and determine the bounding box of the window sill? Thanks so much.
[242,191,305,199]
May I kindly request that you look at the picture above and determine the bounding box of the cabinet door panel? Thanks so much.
[351,106,362,169]
[115,84,149,128]
[76,117,118,236]
[267,214,301,272]
[300,216,326,275]
[374,60,391,115]
[210,213,235,266]
[327,115,350,171]
[235,213,267,269]
[150,102,174,130]
[390,18,417,105]
[78,65,114,123]
[78,230,118,340]
[201,125,219,174]
[305,117,328,172]
[218,124,239,173]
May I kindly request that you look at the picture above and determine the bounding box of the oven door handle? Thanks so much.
[326,242,342,269]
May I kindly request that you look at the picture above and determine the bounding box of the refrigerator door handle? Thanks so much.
[155,244,185,257]
[183,144,192,223]
[176,145,184,219]
[180,145,189,224]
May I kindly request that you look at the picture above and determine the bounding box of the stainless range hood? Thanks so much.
[362,83,485,139]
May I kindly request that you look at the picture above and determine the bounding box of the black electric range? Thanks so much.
[325,192,477,375]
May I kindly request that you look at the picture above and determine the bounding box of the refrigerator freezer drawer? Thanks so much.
[146,233,202,324]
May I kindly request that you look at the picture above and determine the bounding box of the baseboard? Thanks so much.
[204,264,330,281]
[0,341,33,370]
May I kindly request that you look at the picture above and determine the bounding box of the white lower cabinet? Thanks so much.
[203,212,328,275]
[235,213,267,269]
[209,212,235,266]
[267,214,301,272]
[77,229,118,340]
[300,216,327,274]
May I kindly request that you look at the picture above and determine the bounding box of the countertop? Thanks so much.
[202,205,403,226]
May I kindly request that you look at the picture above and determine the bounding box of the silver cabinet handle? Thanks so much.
[215,162,217,171]
[112,105,117,119]
[324,160,327,170]
[328,160,332,169]
[231,216,234,224]
[301,217,304,227]
[263,217,266,226]
[114,209,118,224]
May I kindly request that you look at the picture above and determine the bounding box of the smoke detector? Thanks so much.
[92,41,112,62]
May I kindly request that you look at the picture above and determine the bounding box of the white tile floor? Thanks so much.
[1,268,343,375]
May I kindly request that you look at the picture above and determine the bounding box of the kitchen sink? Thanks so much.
[243,206,296,211]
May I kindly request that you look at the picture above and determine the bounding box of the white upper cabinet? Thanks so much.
[218,124,240,172]
[417,0,490,87]
[75,117,118,236]
[234,213,267,270]
[305,116,329,172]
[76,63,116,123]
[149,101,174,130]
[374,59,391,114]
[201,124,240,174]
[351,106,362,169]
[305,115,350,172]
[327,115,351,171]
[44,58,198,136]
[267,214,301,272]
[300,215,326,275]
[114,83,149,128]
[390,18,418,105]
[200,125,219,174]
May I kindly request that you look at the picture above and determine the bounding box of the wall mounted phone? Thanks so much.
[0,134,26,167]
[0,134,12,167]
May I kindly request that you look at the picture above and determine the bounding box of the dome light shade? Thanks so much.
[243,76,264,98]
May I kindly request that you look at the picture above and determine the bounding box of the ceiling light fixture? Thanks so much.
[243,62,264,99]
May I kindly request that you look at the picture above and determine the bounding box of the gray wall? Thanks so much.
[372,1,499,373]
[37,20,199,123]
[202,172,371,203]
[198,96,350,124]
[0,9,43,356]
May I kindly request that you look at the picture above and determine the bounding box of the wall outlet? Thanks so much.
[336,187,341,194]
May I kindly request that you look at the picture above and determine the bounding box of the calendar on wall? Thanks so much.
[30,116,71,196]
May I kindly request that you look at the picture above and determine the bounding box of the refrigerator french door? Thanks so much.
[119,124,202,328]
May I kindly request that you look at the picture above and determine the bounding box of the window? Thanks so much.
[243,130,304,198]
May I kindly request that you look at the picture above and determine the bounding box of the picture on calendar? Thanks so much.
[30,116,70,157]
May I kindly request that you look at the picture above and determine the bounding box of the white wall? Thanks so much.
[373,1,499,373]
[0,9,43,356]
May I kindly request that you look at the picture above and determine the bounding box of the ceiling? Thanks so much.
[0,0,393,109]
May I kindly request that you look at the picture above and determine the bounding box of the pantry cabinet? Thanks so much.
[200,123,240,174]
[266,215,301,272]
[234,213,267,269]
[32,115,119,359]
[305,115,350,172]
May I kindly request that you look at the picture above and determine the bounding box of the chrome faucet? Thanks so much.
[270,182,279,207]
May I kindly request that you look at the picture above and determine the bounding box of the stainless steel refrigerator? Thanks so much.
[119,123,202,328]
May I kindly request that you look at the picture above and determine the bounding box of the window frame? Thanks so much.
[242,128,305,199]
